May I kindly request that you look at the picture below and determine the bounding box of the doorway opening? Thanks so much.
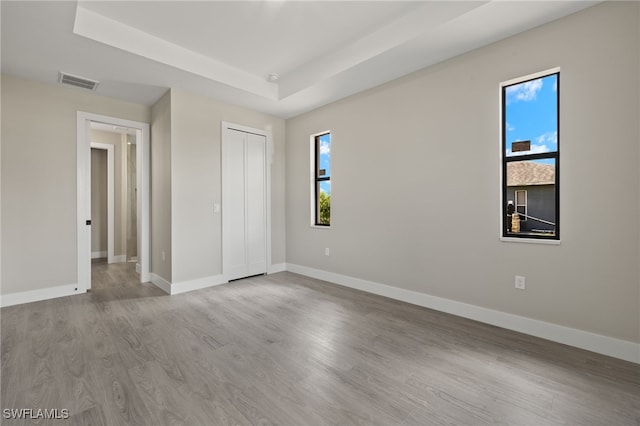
[77,112,150,292]
[89,124,138,268]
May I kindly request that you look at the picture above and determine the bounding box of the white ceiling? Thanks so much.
[1,1,599,119]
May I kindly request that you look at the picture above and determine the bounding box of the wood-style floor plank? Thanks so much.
[1,259,639,425]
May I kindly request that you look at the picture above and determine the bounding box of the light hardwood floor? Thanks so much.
[1,260,639,425]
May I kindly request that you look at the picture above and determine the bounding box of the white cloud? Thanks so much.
[320,140,330,155]
[506,122,515,131]
[506,78,543,102]
[529,143,551,154]
[536,131,557,146]
[553,79,557,92]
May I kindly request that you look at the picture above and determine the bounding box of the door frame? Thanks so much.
[90,143,115,264]
[77,112,150,291]
[221,121,272,282]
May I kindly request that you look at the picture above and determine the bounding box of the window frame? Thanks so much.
[310,131,331,228]
[500,68,560,243]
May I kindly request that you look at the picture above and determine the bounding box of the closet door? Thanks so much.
[222,126,267,281]
[246,133,267,276]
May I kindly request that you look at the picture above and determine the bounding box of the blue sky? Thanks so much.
[318,133,331,195]
[505,73,558,163]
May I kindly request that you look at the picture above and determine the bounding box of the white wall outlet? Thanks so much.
[515,275,526,290]
[213,203,221,213]
[325,248,330,256]
[162,251,166,261]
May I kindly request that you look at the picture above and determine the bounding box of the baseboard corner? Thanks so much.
[150,273,171,294]
[268,263,287,274]
[170,274,227,295]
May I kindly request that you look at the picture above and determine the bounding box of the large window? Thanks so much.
[502,70,559,239]
[312,132,331,226]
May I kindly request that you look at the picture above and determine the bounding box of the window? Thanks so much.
[515,190,527,222]
[502,70,559,239]
[312,132,331,226]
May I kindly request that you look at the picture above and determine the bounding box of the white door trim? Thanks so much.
[77,112,150,291]
[90,143,115,264]
[221,121,272,282]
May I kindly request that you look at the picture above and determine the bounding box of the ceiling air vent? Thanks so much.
[58,72,99,91]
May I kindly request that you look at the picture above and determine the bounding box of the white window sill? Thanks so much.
[500,236,561,245]
[310,225,331,230]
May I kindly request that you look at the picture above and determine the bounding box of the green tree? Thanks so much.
[319,192,331,225]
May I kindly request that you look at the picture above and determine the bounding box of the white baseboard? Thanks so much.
[111,255,127,263]
[1,284,86,308]
[286,263,640,364]
[170,274,227,295]
[91,251,107,259]
[268,263,287,274]
[150,273,228,295]
[150,273,171,294]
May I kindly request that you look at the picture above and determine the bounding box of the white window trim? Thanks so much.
[310,130,331,229]
[500,67,561,88]
[500,236,561,245]
[499,67,561,245]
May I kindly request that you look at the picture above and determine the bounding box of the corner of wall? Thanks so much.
[637,0,640,351]
[150,89,173,284]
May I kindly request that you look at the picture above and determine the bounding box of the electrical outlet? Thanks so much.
[325,248,330,256]
[515,275,526,290]
[162,251,166,261]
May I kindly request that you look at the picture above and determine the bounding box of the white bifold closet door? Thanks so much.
[222,127,267,281]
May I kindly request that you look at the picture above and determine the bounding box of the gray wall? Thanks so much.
[90,148,108,254]
[1,74,150,295]
[127,139,137,260]
[286,2,640,344]
[150,88,286,285]
[637,0,640,350]
[150,91,172,283]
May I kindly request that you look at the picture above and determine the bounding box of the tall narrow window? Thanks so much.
[313,132,331,226]
[502,70,559,239]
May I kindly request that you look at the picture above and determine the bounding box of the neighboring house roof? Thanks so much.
[507,161,555,186]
